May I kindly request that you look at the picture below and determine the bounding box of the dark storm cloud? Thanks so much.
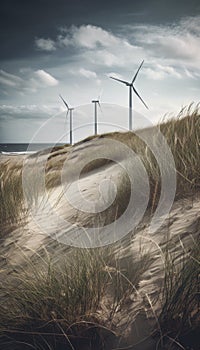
[0,0,200,61]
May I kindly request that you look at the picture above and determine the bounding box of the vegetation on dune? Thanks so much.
[0,247,152,349]
[160,104,200,198]
[1,233,199,349]
[46,103,200,205]
[158,231,200,349]
[0,104,200,349]
[0,160,24,231]
[1,103,200,227]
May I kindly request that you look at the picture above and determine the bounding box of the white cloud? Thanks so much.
[35,25,120,51]
[0,70,24,87]
[35,25,144,68]
[152,34,199,61]
[0,69,59,93]
[144,64,182,80]
[79,68,97,79]
[35,38,56,51]
[0,104,61,121]
[144,68,165,81]
[58,25,119,49]
[34,17,200,78]
[88,49,121,67]
[157,65,182,79]
[184,68,195,79]
[34,70,59,86]
[129,16,200,69]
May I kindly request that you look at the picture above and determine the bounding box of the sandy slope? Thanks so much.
[0,135,199,349]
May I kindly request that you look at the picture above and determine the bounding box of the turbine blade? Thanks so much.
[132,86,148,109]
[110,76,129,85]
[98,101,102,112]
[131,60,144,84]
[59,94,69,110]
[98,88,103,101]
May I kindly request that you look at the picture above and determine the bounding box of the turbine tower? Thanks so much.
[92,98,101,135]
[59,94,74,145]
[110,60,148,130]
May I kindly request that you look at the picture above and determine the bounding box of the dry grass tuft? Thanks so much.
[0,246,151,349]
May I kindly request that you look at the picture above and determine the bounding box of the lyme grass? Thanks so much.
[0,104,200,349]
[157,232,200,349]
[44,103,200,207]
[0,245,152,349]
[1,104,199,231]
[0,161,24,230]
[0,248,112,349]
[160,103,200,199]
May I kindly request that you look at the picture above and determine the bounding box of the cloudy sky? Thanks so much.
[0,0,200,143]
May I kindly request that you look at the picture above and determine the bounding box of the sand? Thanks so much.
[0,138,199,349]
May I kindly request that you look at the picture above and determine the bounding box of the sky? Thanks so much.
[0,0,200,143]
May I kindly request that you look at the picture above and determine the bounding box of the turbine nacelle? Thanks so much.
[92,100,101,109]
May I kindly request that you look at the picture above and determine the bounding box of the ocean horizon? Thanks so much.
[0,143,66,154]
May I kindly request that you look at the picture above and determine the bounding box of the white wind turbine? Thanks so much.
[110,60,148,130]
[59,94,74,145]
[92,95,102,135]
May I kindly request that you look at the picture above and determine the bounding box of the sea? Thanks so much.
[0,143,65,155]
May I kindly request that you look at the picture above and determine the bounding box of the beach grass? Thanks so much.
[0,246,152,349]
[1,103,199,228]
[45,103,200,204]
[160,103,200,199]
[0,103,200,349]
[0,160,24,231]
[158,232,200,348]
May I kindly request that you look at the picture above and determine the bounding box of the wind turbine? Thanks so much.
[110,60,148,130]
[92,96,101,135]
[59,94,74,145]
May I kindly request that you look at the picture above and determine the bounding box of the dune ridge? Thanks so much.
[0,105,199,349]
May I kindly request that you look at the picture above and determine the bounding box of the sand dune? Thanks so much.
[0,118,199,349]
